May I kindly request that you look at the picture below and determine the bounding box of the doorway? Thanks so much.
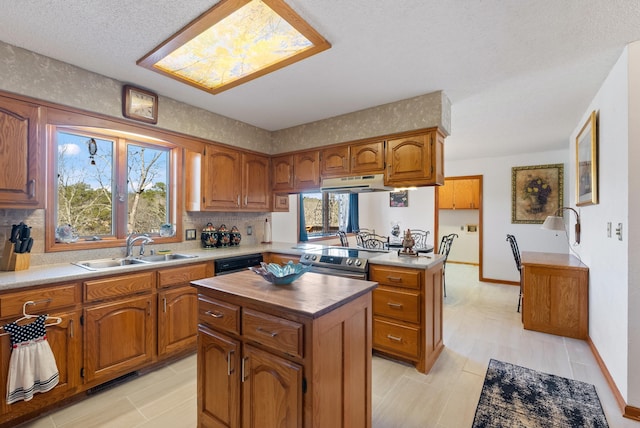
[434,175,484,280]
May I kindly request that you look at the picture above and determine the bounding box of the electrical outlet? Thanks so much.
[616,223,623,241]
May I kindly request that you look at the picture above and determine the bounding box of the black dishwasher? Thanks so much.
[214,253,263,275]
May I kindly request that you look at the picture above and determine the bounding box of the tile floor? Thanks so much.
[20,264,637,427]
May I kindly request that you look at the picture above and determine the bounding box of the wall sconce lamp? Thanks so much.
[541,207,581,244]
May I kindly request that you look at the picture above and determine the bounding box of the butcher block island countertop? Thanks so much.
[191,270,378,428]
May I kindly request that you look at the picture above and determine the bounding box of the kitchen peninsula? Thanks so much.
[191,270,377,428]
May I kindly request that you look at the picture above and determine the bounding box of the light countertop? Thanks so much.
[0,242,443,292]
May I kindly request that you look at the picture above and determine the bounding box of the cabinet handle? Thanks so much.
[147,301,151,316]
[28,179,36,199]
[241,357,248,382]
[386,334,402,342]
[227,350,235,375]
[163,298,167,313]
[256,327,278,337]
[387,302,403,309]
[205,310,224,318]
[69,319,74,338]
[244,196,248,206]
[386,276,402,282]
[237,195,240,206]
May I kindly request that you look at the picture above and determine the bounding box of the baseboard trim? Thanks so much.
[479,276,519,286]
[447,261,479,266]
[587,337,640,421]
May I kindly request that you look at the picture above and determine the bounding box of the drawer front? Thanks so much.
[373,288,420,323]
[84,271,155,302]
[198,296,240,335]
[373,318,420,359]
[158,263,208,288]
[242,308,303,358]
[0,283,80,318]
[369,265,421,289]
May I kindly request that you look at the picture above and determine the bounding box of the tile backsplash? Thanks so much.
[0,208,271,267]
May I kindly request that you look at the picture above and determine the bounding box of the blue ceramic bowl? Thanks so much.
[249,261,312,285]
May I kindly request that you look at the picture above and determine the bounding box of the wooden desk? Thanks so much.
[521,252,589,339]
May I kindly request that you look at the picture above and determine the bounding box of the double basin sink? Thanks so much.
[72,253,198,271]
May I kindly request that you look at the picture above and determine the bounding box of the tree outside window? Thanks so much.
[302,192,349,236]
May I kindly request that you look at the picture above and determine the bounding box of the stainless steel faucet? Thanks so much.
[126,233,154,257]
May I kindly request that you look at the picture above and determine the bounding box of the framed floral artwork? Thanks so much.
[511,163,564,224]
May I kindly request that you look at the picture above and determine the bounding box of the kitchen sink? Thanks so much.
[72,253,198,271]
[137,253,198,262]
[72,258,152,271]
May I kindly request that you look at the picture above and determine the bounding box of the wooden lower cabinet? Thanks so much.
[194,271,374,428]
[369,261,444,374]
[158,285,198,357]
[83,294,155,384]
[521,252,589,339]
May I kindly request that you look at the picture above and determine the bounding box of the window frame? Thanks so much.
[46,123,182,253]
[301,191,350,238]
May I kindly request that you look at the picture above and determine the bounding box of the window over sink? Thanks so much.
[46,125,180,252]
[301,192,350,237]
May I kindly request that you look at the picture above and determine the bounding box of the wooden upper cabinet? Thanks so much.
[351,141,385,174]
[187,145,270,212]
[203,145,242,210]
[438,178,480,209]
[321,141,385,177]
[242,152,270,211]
[293,150,320,190]
[272,154,295,192]
[386,131,443,186]
[0,95,43,208]
[321,145,350,176]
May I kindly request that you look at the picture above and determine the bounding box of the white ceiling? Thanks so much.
[1,1,639,160]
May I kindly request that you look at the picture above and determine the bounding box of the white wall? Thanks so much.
[570,44,632,403]
[627,40,640,410]
[445,150,569,281]
[272,195,299,243]
[438,210,479,263]
[359,187,437,248]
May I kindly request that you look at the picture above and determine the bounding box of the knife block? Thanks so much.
[0,241,30,271]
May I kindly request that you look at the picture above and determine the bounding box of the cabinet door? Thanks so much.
[242,153,270,211]
[321,145,350,177]
[84,294,154,384]
[272,194,289,212]
[203,145,242,210]
[438,180,455,209]
[242,344,302,428]
[351,141,385,174]
[0,96,43,208]
[293,150,320,190]
[158,286,198,357]
[198,326,240,428]
[385,133,435,186]
[0,310,81,424]
[271,154,294,192]
[454,179,475,209]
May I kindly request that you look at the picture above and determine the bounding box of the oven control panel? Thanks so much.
[301,253,367,271]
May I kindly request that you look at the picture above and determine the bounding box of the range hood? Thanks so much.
[320,174,394,193]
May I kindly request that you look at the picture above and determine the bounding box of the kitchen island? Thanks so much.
[191,270,377,428]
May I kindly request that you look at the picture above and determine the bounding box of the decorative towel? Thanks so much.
[3,314,59,404]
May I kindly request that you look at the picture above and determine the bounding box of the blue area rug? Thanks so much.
[472,359,609,428]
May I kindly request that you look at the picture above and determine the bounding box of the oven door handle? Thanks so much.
[307,265,367,280]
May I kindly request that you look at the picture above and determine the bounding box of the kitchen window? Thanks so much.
[301,192,350,237]
[46,126,180,252]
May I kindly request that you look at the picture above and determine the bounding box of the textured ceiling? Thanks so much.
[1,0,639,161]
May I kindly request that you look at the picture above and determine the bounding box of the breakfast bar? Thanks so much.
[191,270,378,428]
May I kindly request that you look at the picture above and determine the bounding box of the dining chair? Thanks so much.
[363,233,389,250]
[438,233,458,297]
[506,234,523,312]
[336,230,349,247]
[410,229,430,251]
[355,229,371,248]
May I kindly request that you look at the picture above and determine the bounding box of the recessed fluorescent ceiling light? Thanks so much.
[137,0,331,94]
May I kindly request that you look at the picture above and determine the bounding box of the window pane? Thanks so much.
[56,132,114,237]
[302,192,350,236]
[127,143,170,234]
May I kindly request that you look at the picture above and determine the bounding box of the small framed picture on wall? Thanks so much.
[390,190,408,207]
